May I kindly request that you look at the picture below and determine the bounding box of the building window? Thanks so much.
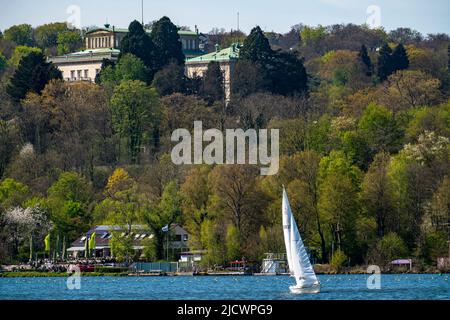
[77,70,82,79]
[183,234,188,241]
[84,70,88,78]
[70,70,75,80]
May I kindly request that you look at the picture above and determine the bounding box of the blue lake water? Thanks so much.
[0,274,449,300]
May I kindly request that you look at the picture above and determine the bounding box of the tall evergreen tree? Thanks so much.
[201,61,224,104]
[391,43,409,73]
[239,26,273,63]
[377,43,393,82]
[6,51,62,101]
[240,26,308,96]
[150,16,185,71]
[120,20,156,80]
[269,51,308,96]
[359,44,373,77]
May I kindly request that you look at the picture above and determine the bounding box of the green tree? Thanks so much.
[6,52,62,101]
[0,178,30,211]
[371,232,408,265]
[150,16,185,70]
[99,53,148,87]
[391,43,409,73]
[377,43,393,81]
[201,61,224,104]
[34,22,68,49]
[362,152,394,237]
[231,60,268,99]
[109,232,134,262]
[181,165,211,250]
[9,45,42,67]
[269,51,308,96]
[120,20,156,80]
[141,180,182,260]
[3,24,34,46]
[152,62,187,96]
[95,168,140,236]
[110,80,160,163]
[341,131,373,170]
[0,120,20,179]
[0,53,7,74]
[318,151,362,258]
[47,172,93,242]
[225,224,241,261]
[358,44,373,76]
[200,219,226,267]
[330,250,348,272]
[56,31,82,55]
[240,26,272,63]
[358,103,403,154]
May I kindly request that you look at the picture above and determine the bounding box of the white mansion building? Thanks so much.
[49,24,207,82]
[49,24,241,100]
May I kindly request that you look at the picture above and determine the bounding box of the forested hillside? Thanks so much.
[0,20,449,270]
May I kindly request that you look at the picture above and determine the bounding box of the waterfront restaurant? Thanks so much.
[67,224,190,259]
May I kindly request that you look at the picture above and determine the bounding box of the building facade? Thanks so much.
[49,24,206,83]
[185,43,241,102]
[67,224,189,260]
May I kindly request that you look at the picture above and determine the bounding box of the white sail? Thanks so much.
[282,188,294,274]
[289,212,319,287]
[283,188,320,294]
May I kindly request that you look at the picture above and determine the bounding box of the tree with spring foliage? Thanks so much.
[141,180,182,260]
[120,20,156,81]
[110,80,160,163]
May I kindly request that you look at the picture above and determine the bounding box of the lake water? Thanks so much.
[0,274,449,300]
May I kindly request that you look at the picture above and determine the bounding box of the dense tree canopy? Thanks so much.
[0,18,449,270]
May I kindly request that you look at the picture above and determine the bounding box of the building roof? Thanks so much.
[67,48,121,56]
[86,26,199,37]
[186,43,241,64]
[48,48,120,64]
[70,224,188,248]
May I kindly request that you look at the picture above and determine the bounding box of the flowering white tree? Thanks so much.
[3,206,52,260]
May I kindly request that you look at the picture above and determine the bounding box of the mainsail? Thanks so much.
[282,188,294,274]
[282,187,320,289]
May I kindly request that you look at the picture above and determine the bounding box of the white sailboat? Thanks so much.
[282,187,321,294]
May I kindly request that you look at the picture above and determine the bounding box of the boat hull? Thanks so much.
[289,283,321,294]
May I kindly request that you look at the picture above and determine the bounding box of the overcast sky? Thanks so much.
[0,0,449,35]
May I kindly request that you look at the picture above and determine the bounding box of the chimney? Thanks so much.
[195,25,199,35]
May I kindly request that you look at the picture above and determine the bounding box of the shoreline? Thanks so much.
[1,271,448,278]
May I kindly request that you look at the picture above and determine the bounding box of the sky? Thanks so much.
[0,0,449,35]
